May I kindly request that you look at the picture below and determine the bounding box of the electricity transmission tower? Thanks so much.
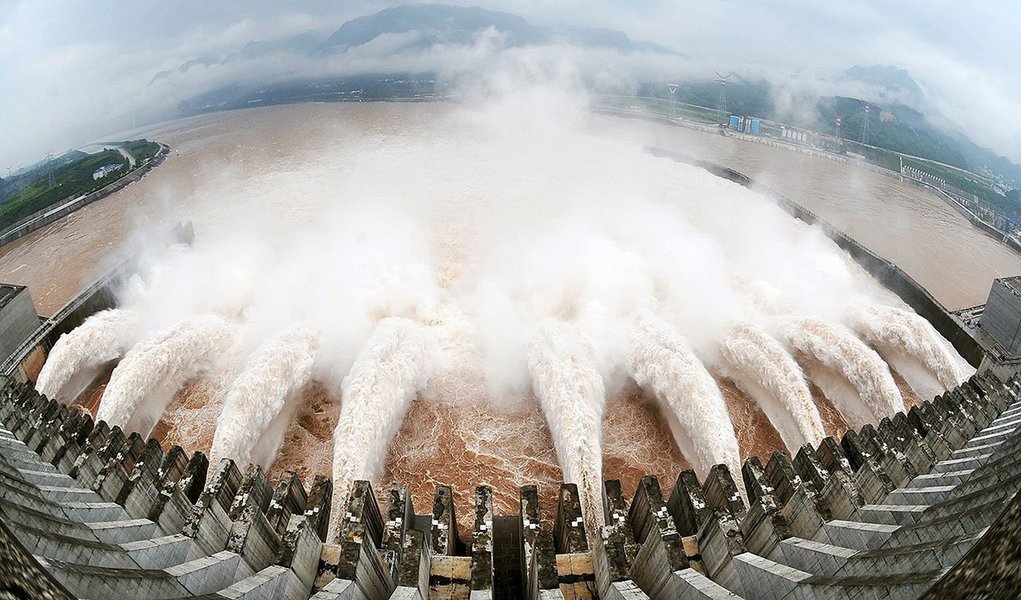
[860,104,871,145]
[714,71,733,124]
[45,153,55,188]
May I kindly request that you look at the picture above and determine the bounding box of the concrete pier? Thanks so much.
[4,371,1021,598]
[4,246,1021,597]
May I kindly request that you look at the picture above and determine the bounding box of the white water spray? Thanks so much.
[209,324,319,469]
[850,305,968,390]
[720,323,825,451]
[35,309,138,402]
[528,321,605,537]
[96,314,235,437]
[328,318,434,541]
[629,311,740,479]
[780,317,903,426]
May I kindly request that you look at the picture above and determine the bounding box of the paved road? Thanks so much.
[115,147,136,168]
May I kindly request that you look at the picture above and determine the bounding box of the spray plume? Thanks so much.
[850,305,968,389]
[720,323,825,450]
[328,317,434,541]
[628,311,740,479]
[36,309,138,402]
[780,317,903,426]
[96,314,235,437]
[209,324,319,469]
[528,321,605,537]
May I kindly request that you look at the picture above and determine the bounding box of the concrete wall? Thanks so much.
[0,269,120,382]
[0,519,74,598]
[6,368,1021,599]
[0,221,193,383]
[981,279,1021,356]
[0,286,43,365]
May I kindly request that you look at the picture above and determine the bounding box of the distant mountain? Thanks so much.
[843,65,923,100]
[947,130,1021,189]
[815,97,968,167]
[153,6,1019,189]
[149,32,326,85]
[153,4,675,86]
[549,26,681,55]
[316,4,545,53]
[241,32,323,58]
[640,78,1019,185]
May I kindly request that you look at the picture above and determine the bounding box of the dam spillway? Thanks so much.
[1,100,1020,598]
[4,368,1021,598]
[0,186,1016,599]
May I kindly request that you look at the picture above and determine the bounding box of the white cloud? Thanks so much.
[1,0,1020,170]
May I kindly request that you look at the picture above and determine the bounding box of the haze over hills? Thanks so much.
[6,3,1000,198]
[314,4,545,52]
[150,4,675,86]
[842,65,924,104]
[640,68,1021,190]
[142,4,1021,193]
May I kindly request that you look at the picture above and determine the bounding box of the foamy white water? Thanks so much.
[780,317,903,426]
[850,305,969,390]
[209,324,319,469]
[629,311,740,479]
[528,321,605,537]
[720,323,826,450]
[328,317,434,541]
[35,309,138,402]
[96,314,235,437]
[22,100,986,533]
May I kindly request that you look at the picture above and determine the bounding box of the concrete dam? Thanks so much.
[5,322,1021,599]
[3,153,1021,599]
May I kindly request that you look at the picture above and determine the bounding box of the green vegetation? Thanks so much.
[123,139,161,163]
[842,141,902,172]
[634,81,1021,222]
[596,95,719,124]
[0,140,160,231]
[816,97,967,168]
[638,79,773,120]
[639,81,976,171]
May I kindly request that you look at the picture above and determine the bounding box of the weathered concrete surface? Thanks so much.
[0,518,73,599]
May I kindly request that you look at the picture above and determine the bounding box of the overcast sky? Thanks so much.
[2,1,1020,172]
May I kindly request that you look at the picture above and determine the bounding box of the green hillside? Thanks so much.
[0,140,159,231]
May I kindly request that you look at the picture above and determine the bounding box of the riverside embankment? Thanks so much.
[0,143,170,249]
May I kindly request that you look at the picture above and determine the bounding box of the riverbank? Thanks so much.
[646,145,984,367]
[594,100,1020,256]
[0,143,170,249]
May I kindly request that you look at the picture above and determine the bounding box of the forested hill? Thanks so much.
[0,140,159,231]
[638,79,1021,189]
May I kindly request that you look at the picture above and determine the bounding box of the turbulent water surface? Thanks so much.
[5,100,1001,532]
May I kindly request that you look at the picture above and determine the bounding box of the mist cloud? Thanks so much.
[2,1,1020,170]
